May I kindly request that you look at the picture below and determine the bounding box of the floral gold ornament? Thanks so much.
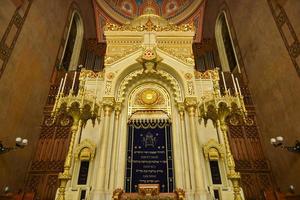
[184,73,193,80]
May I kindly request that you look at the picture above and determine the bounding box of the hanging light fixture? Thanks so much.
[0,137,28,154]
[270,136,300,153]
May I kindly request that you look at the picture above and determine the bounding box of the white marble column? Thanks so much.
[109,103,122,191]
[177,103,192,191]
[95,97,115,194]
[115,109,127,188]
[185,97,207,199]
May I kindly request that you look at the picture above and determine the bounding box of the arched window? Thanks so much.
[215,12,240,72]
[61,12,84,71]
[73,140,96,199]
[203,140,226,200]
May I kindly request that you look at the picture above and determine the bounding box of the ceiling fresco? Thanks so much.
[94,0,205,42]
[103,0,197,19]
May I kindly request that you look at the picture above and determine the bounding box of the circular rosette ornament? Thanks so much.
[60,116,71,126]
[244,116,254,126]
[229,115,240,126]
[45,116,56,127]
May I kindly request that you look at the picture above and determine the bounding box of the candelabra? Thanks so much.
[270,136,300,153]
[52,71,101,200]
[198,69,251,200]
[0,137,28,154]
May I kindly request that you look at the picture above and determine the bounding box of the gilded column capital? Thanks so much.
[115,102,122,112]
[114,102,122,118]
[177,102,185,119]
[184,97,198,116]
[102,97,115,116]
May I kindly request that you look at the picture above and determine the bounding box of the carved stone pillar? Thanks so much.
[96,97,115,192]
[109,102,122,190]
[184,97,206,198]
[177,103,192,191]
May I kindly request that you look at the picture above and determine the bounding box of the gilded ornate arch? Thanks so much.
[116,69,183,103]
[74,139,96,161]
[203,139,225,160]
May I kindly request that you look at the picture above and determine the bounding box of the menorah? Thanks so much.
[51,71,101,200]
[198,69,252,200]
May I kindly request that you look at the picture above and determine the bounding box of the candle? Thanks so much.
[61,73,68,94]
[231,74,238,95]
[94,76,98,96]
[81,85,86,104]
[228,88,231,96]
[57,78,64,96]
[92,76,99,111]
[200,78,204,97]
[209,73,214,91]
[221,72,227,91]
[235,77,242,95]
[71,71,77,91]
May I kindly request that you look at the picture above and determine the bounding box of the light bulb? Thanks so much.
[22,139,28,146]
[16,137,22,143]
[276,136,284,142]
[270,138,276,144]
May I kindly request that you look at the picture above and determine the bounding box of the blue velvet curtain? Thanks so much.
[125,120,174,193]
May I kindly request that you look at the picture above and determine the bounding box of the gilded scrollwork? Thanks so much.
[194,69,220,80]
[187,81,195,95]
[105,81,112,95]
[79,69,104,80]
[105,43,141,65]
[105,21,194,32]
[157,44,194,66]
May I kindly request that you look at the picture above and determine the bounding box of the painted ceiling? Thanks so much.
[102,0,199,20]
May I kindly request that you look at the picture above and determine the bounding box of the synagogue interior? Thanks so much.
[0,0,300,200]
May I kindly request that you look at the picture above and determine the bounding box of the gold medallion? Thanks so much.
[141,89,158,105]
